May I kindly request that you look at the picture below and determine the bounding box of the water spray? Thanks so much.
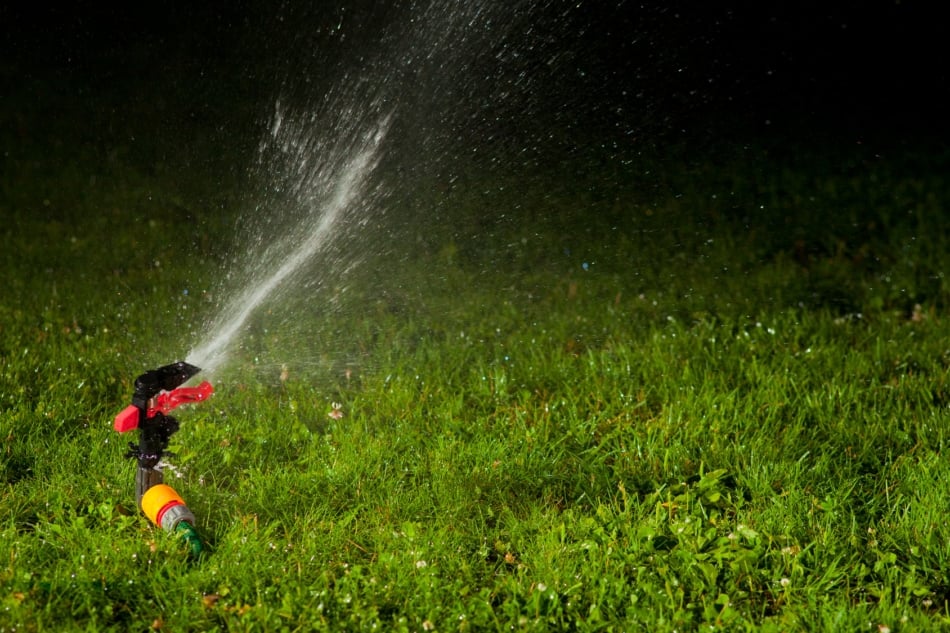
[186,114,391,375]
[113,361,214,557]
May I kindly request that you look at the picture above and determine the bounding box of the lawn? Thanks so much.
[2,65,950,631]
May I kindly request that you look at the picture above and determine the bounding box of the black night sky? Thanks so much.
[2,2,948,207]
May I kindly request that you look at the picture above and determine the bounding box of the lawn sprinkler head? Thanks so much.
[114,361,213,557]
[132,361,202,409]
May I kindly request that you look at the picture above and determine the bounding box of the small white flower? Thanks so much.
[415,560,427,569]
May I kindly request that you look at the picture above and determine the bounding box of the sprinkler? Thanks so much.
[114,361,214,557]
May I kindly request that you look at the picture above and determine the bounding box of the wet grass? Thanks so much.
[2,129,950,631]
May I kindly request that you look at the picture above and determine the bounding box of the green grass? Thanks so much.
[2,122,950,632]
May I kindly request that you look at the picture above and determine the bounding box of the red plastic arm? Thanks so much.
[147,380,214,417]
[114,404,141,432]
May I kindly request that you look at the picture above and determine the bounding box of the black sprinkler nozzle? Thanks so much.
[132,361,202,409]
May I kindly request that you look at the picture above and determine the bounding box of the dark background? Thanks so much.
[3,2,946,137]
[1,1,947,226]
